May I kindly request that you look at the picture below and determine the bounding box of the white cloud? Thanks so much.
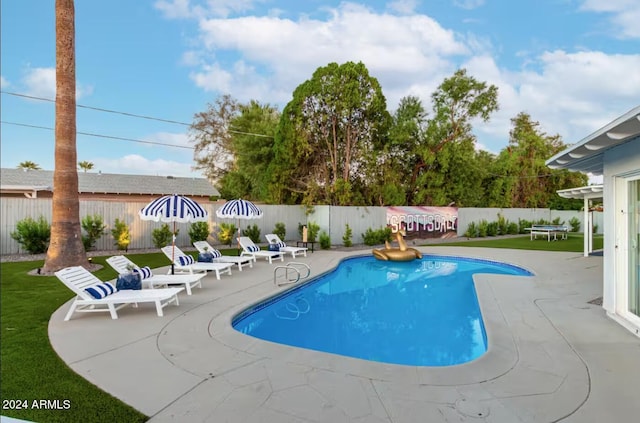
[22,67,56,99]
[579,0,640,38]
[465,50,640,151]
[453,0,485,10]
[167,1,640,155]
[193,3,467,105]
[387,0,418,15]
[155,0,264,19]
[21,67,93,100]
[93,154,200,177]
[0,75,9,88]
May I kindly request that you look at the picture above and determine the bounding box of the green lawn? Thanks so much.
[0,239,601,422]
[424,233,603,252]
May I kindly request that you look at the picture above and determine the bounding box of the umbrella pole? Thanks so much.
[171,221,176,275]
[237,226,241,256]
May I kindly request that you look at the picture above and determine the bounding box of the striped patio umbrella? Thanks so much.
[216,199,263,254]
[140,194,209,273]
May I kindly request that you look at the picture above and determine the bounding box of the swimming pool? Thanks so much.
[233,255,532,367]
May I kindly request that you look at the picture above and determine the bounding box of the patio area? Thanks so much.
[48,246,640,422]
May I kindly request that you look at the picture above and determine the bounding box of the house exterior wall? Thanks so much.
[602,140,640,336]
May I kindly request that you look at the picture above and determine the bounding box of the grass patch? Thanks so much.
[425,233,603,252]
[0,259,148,423]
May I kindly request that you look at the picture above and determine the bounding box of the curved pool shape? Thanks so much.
[233,255,533,367]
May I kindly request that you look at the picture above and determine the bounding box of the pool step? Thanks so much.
[273,262,310,286]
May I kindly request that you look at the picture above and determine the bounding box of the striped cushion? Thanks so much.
[133,266,153,280]
[276,241,286,248]
[247,245,260,253]
[177,255,195,266]
[85,282,117,299]
[210,249,222,259]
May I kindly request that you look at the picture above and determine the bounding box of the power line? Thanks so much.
[0,120,194,150]
[1,90,275,138]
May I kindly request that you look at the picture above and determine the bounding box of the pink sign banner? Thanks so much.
[386,206,458,239]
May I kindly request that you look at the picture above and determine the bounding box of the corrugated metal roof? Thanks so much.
[0,168,219,197]
[546,106,640,175]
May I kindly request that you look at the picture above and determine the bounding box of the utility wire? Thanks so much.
[0,90,275,138]
[0,121,194,150]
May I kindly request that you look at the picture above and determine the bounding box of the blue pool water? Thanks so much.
[233,255,532,367]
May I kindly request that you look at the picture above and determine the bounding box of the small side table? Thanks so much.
[296,241,316,253]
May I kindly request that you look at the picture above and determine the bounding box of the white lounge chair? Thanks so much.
[55,266,183,320]
[161,246,233,279]
[106,255,205,295]
[265,234,308,258]
[193,240,254,271]
[238,236,284,264]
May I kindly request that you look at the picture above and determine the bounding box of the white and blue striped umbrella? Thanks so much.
[215,199,263,220]
[139,194,209,223]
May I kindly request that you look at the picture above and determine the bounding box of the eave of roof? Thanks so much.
[556,185,603,200]
[546,106,640,175]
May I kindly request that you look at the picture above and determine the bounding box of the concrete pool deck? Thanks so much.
[48,246,640,422]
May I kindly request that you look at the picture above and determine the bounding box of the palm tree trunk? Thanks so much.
[43,0,88,273]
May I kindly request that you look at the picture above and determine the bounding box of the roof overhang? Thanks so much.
[0,185,52,199]
[556,185,603,200]
[546,106,640,175]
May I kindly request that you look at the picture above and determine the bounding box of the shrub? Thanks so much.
[464,222,478,238]
[152,224,177,248]
[342,223,353,247]
[111,218,130,251]
[10,216,50,254]
[518,219,532,234]
[506,222,519,234]
[242,224,261,243]
[189,221,210,244]
[362,227,392,246]
[486,221,499,237]
[319,231,331,249]
[568,216,581,232]
[81,214,107,251]
[273,222,286,241]
[497,214,508,235]
[217,223,237,246]
[552,217,563,225]
[477,219,489,237]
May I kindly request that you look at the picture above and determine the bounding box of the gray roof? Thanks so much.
[0,168,219,197]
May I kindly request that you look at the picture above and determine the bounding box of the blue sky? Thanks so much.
[2,0,639,179]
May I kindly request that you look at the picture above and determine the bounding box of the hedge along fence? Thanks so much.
[0,197,601,255]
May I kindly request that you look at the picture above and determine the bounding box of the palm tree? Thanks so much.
[17,161,42,170]
[43,0,88,274]
[78,160,94,172]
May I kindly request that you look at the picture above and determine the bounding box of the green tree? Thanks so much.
[43,0,88,273]
[17,161,42,170]
[488,112,587,208]
[78,160,94,172]
[407,69,499,205]
[273,61,390,205]
[228,101,279,200]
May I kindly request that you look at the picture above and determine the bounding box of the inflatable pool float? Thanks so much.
[372,232,422,262]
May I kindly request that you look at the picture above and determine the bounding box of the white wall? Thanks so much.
[602,139,640,335]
